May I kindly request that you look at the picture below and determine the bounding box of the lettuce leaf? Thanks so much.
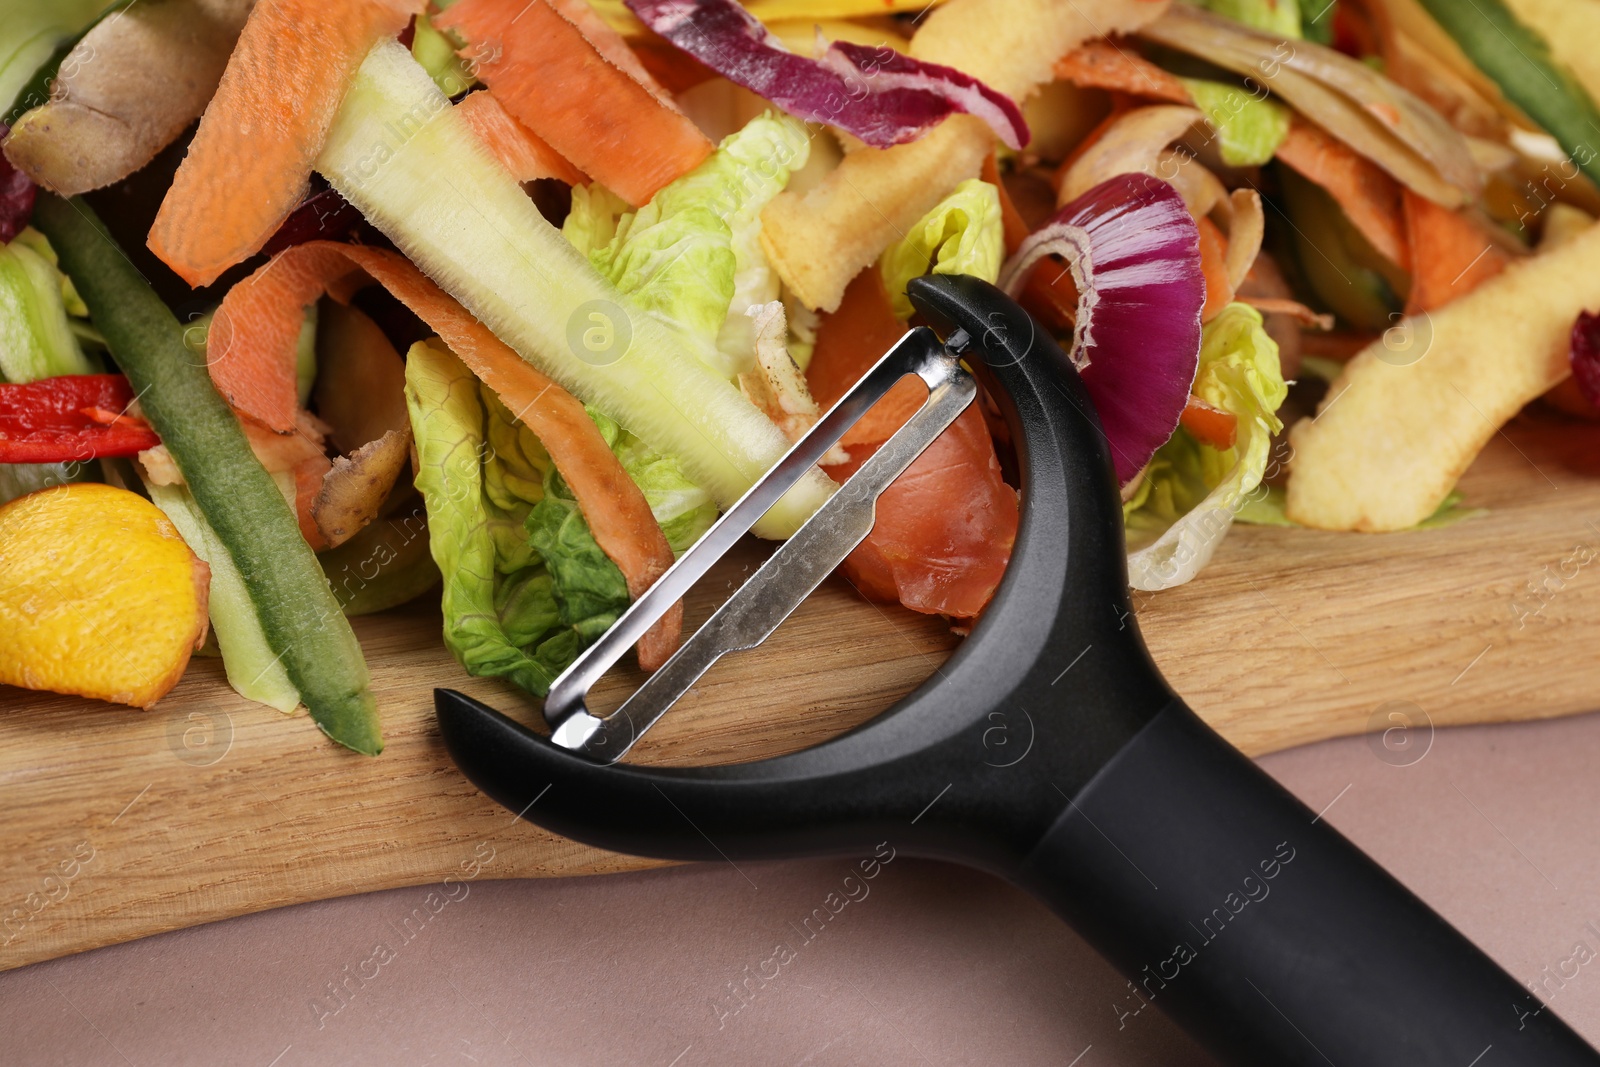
[1192,0,1303,38]
[588,406,718,554]
[0,226,92,383]
[583,113,810,378]
[1125,302,1287,590]
[1181,79,1291,167]
[563,184,631,259]
[526,468,631,641]
[881,178,1005,319]
[406,339,631,696]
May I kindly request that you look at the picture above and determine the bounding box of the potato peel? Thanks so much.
[311,427,413,550]
[0,484,209,708]
[3,0,254,196]
[760,0,1170,312]
[1287,219,1600,531]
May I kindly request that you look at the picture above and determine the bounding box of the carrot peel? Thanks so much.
[437,0,712,207]
[807,268,1017,619]
[213,241,682,666]
[1274,117,1406,268]
[1400,189,1513,314]
[1179,393,1237,450]
[454,91,588,186]
[1196,216,1233,323]
[148,0,425,288]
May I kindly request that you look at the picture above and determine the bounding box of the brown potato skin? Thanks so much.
[2,0,255,196]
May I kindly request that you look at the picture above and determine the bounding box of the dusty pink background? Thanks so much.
[5,710,1600,1065]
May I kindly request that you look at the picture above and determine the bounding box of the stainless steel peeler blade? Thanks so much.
[544,325,973,763]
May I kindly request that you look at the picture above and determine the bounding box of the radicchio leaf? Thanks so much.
[1571,310,1600,409]
[260,187,365,257]
[624,0,1029,151]
[0,126,37,245]
[999,172,1204,485]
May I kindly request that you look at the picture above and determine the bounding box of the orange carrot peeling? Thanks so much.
[981,153,1032,256]
[455,91,588,186]
[437,0,713,207]
[212,242,682,667]
[1196,216,1233,322]
[1055,41,1190,105]
[209,244,363,433]
[807,270,923,450]
[808,268,1017,620]
[1400,189,1514,314]
[1179,394,1237,450]
[1274,117,1406,268]
[148,0,424,288]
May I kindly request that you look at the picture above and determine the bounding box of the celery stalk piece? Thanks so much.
[316,40,835,539]
[147,482,301,713]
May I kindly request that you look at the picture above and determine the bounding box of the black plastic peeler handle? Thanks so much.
[436,274,1598,1064]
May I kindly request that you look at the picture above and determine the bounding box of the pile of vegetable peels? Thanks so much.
[4,0,1600,753]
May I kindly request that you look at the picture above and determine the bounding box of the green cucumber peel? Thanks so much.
[146,482,301,713]
[1415,0,1600,187]
[32,194,383,755]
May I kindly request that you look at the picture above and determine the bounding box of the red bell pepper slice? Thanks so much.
[0,374,160,463]
[1178,393,1238,451]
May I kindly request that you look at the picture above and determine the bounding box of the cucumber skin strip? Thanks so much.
[1417,0,1600,188]
[146,482,301,714]
[32,195,383,756]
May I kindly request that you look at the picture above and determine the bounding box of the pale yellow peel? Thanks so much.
[0,484,210,708]
[761,117,992,312]
[1286,219,1600,531]
[760,0,1172,311]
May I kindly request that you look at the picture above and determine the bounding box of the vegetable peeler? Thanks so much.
[436,274,1600,1064]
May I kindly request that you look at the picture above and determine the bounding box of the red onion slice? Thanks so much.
[1571,310,1600,409]
[0,126,37,245]
[1000,172,1204,485]
[624,0,1028,151]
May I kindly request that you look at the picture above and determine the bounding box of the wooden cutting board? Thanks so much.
[3,415,1599,971]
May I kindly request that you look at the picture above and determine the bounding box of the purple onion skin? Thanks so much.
[1001,173,1205,485]
[1571,310,1600,408]
[625,0,1027,150]
[0,125,37,245]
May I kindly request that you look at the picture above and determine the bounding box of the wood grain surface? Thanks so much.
[2,415,1597,971]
